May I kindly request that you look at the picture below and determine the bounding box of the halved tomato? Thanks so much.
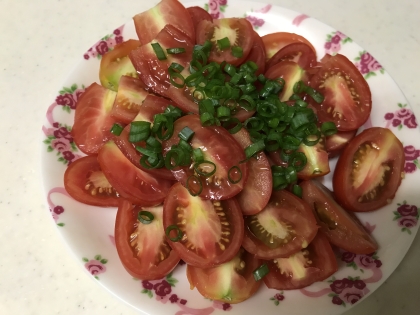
[263,232,338,290]
[297,140,330,180]
[163,182,244,268]
[265,61,308,102]
[333,127,405,212]
[244,31,266,76]
[110,75,150,124]
[187,6,213,33]
[230,128,272,215]
[115,199,180,280]
[308,54,372,131]
[133,0,195,44]
[162,114,248,200]
[300,180,378,254]
[186,248,262,304]
[262,32,316,61]
[71,83,117,155]
[267,42,317,70]
[64,155,119,207]
[196,18,254,66]
[98,141,173,206]
[325,129,357,157]
[99,39,140,91]
[242,190,318,260]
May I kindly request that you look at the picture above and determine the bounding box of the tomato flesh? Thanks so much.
[115,199,180,280]
[267,42,317,70]
[325,129,357,157]
[163,182,244,268]
[333,127,405,212]
[297,140,330,180]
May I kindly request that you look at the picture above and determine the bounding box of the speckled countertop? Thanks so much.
[1,0,419,314]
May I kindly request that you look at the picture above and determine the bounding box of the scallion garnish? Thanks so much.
[110,123,124,136]
[253,264,269,281]
[228,166,242,184]
[231,46,243,58]
[321,121,338,136]
[186,175,203,196]
[192,148,204,163]
[178,126,195,142]
[138,211,154,224]
[166,47,186,54]
[245,139,266,159]
[292,184,303,198]
[129,121,151,143]
[151,42,167,60]
[217,37,231,50]
[165,225,183,242]
[194,161,216,177]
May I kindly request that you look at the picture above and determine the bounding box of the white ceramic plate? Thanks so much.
[41,1,420,314]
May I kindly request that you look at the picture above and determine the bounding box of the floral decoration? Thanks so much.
[83,255,108,280]
[324,31,352,55]
[328,276,369,307]
[341,251,382,272]
[404,145,420,174]
[270,292,285,306]
[84,25,125,60]
[393,201,419,234]
[47,187,71,227]
[354,51,384,79]
[384,103,418,130]
[204,0,228,19]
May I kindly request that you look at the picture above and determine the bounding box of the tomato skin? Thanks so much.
[333,127,405,212]
[163,182,244,268]
[162,114,248,200]
[187,6,213,32]
[263,232,338,290]
[230,128,272,215]
[133,0,195,44]
[186,248,262,304]
[64,155,120,207]
[72,83,117,155]
[325,129,357,157]
[301,180,378,254]
[196,18,254,66]
[242,190,318,260]
[115,199,180,280]
[309,54,372,131]
[297,140,330,180]
[99,39,140,91]
[267,42,317,70]
[98,141,173,206]
[262,32,316,62]
[244,31,266,76]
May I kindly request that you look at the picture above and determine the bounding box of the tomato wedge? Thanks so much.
[309,54,372,131]
[187,6,213,33]
[267,42,317,70]
[301,180,378,254]
[186,248,262,304]
[263,232,338,290]
[64,155,119,207]
[115,199,180,280]
[133,0,195,44]
[98,141,173,206]
[71,83,117,155]
[99,39,140,91]
[297,140,330,180]
[262,32,316,62]
[333,127,405,212]
[244,31,266,76]
[196,18,254,66]
[163,182,244,268]
[325,129,357,157]
[162,114,248,200]
[242,190,318,260]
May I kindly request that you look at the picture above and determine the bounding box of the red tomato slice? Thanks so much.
[230,128,272,215]
[186,248,262,303]
[333,127,405,212]
[263,232,338,290]
[99,39,140,91]
[300,180,378,254]
[265,61,308,102]
[309,54,372,131]
[242,190,318,260]
[98,141,173,206]
[64,155,119,207]
[262,32,316,62]
[267,42,317,70]
[196,18,254,66]
[115,199,180,280]
[110,76,150,124]
[325,129,357,157]
[129,24,194,97]
[297,140,330,180]
[187,6,213,33]
[163,182,244,268]
[72,83,117,155]
[133,0,195,44]
[162,114,248,200]
[244,31,266,76]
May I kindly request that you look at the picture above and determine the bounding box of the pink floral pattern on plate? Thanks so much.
[84,25,125,60]
[269,292,285,306]
[354,51,384,79]
[204,0,228,19]
[47,187,71,227]
[384,103,418,130]
[292,14,309,27]
[83,255,108,280]
[324,31,352,55]
[393,201,419,234]
[404,145,420,174]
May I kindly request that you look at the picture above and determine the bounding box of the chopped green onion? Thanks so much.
[224,63,237,76]
[166,47,186,54]
[217,37,231,50]
[245,140,265,159]
[222,118,242,134]
[285,166,298,183]
[239,95,256,111]
[321,121,338,136]
[186,175,203,196]
[217,106,231,121]
[194,160,216,177]
[178,126,195,142]
[151,42,166,60]
[165,225,183,242]
[292,184,303,198]
[253,264,269,281]
[164,148,187,170]
[129,121,151,142]
[231,46,243,58]
[140,154,164,169]
[169,62,184,73]
[192,148,204,163]
[135,145,158,157]
[138,211,154,224]
[228,166,242,184]
[169,71,185,88]
[289,151,307,172]
[110,123,124,136]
